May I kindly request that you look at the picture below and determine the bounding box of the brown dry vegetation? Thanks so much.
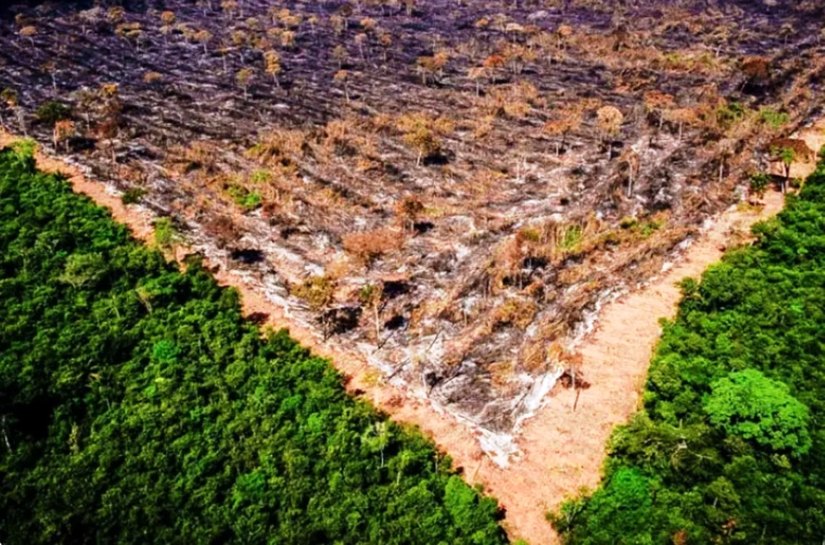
[1,0,824,449]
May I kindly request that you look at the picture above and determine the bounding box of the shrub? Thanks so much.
[342,228,402,262]
[292,275,336,309]
[226,184,262,211]
[491,297,538,329]
[121,187,146,204]
[749,172,770,197]
[759,108,790,129]
[153,216,178,249]
[35,100,71,125]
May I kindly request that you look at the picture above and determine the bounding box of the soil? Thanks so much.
[6,120,819,543]
[3,1,825,542]
[481,189,786,543]
[2,1,825,450]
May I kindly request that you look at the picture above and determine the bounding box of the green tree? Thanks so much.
[774,145,796,193]
[705,369,811,457]
[749,172,770,199]
[58,252,106,288]
[153,216,179,250]
[553,468,655,545]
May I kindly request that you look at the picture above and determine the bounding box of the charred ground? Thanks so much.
[1,0,824,454]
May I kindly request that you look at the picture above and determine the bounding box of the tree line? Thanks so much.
[0,143,508,545]
[552,151,825,543]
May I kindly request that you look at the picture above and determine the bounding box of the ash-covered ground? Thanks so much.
[2,0,823,456]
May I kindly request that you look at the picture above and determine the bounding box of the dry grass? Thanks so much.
[342,228,404,262]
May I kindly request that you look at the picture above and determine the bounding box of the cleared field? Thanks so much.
[1,0,823,458]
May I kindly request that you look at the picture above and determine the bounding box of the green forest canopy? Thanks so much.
[0,144,508,545]
[553,154,825,544]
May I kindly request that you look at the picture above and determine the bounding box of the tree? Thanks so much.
[741,56,770,89]
[417,51,450,85]
[95,83,122,165]
[705,369,811,457]
[159,10,175,45]
[77,7,101,35]
[292,275,336,311]
[556,24,573,50]
[230,28,248,49]
[759,107,790,130]
[153,216,180,252]
[115,22,144,51]
[553,156,825,544]
[553,468,654,544]
[769,138,813,193]
[160,10,176,27]
[217,41,232,74]
[334,70,350,102]
[501,43,535,75]
[342,228,402,262]
[107,6,125,24]
[0,152,513,545]
[0,87,17,110]
[142,71,163,85]
[467,66,487,96]
[36,100,71,126]
[235,67,255,99]
[0,88,18,129]
[360,17,377,33]
[194,29,213,56]
[395,196,424,232]
[330,15,346,36]
[58,252,106,288]
[772,145,795,193]
[220,0,238,19]
[53,119,76,152]
[361,422,391,467]
[19,25,37,47]
[543,109,581,156]
[642,90,675,133]
[482,54,506,83]
[281,30,296,49]
[619,148,640,197]
[359,283,384,344]
[396,113,453,166]
[749,172,770,200]
[778,147,795,193]
[596,105,623,158]
[354,33,368,60]
[717,138,736,184]
[332,44,348,68]
[282,14,302,31]
[378,32,392,65]
[416,52,448,85]
[405,127,437,166]
[40,61,58,91]
[263,50,282,86]
[663,107,698,142]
